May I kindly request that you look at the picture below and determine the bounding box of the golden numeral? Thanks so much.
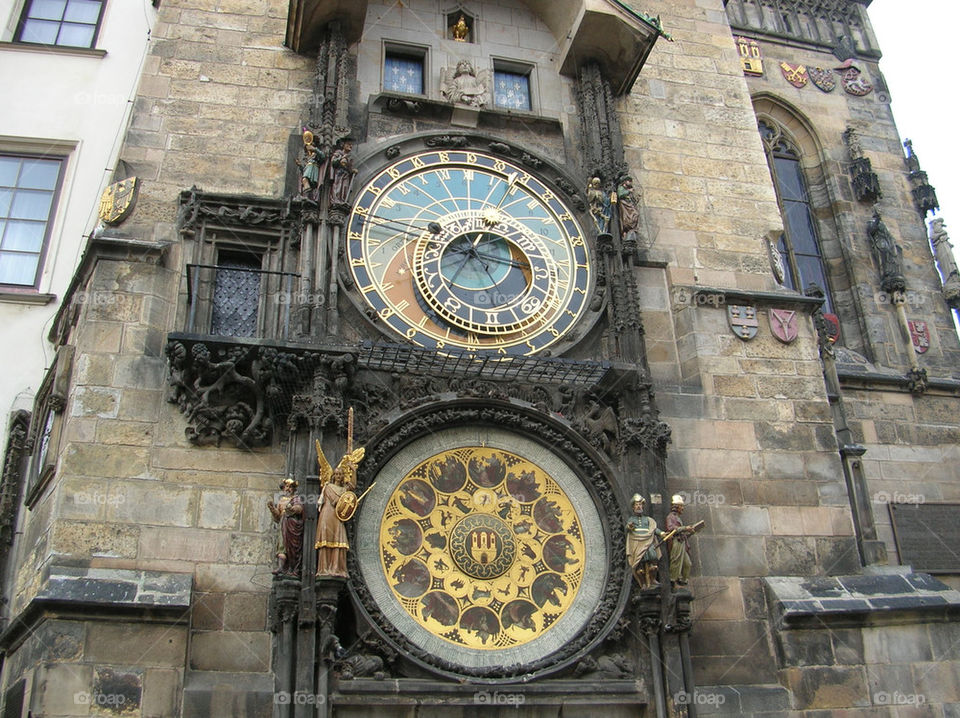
[379,307,395,319]
[348,231,362,240]
[355,205,369,215]
[466,153,477,164]
[411,156,426,169]
[406,328,417,338]
[351,257,365,266]
[381,197,397,209]
[368,185,382,196]
[437,168,450,180]
[438,151,450,163]
[494,160,506,172]
[388,167,401,180]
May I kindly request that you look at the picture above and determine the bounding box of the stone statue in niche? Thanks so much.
[267,478,304,575]
[867,210,906,293]
[616,176,643,248]
[325,138,357,207]
[451,15,469,42]
[587,176,611,235]
[441,60,490,108]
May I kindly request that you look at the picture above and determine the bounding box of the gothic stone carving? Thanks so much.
[165,338,323,448]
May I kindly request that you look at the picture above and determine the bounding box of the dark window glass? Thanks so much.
[0,155,63,287]
[759,120,833,314]
[211,252,262,338]
[16,0,105,48]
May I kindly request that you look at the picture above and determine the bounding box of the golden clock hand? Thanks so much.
[473,250,529,269]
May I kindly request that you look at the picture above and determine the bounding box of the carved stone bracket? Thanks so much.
[904,139,939,217]
[843,128,881,203]
[906,367,929,395]
[269,574,301,633]
[165,335,327,448]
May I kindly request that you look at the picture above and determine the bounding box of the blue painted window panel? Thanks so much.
[384,55,424,95]
[494,71,531,111]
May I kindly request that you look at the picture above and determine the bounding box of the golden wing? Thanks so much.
[316,439,333,485]
[335,447,365,472]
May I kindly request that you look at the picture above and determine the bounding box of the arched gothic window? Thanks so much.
[759,118,834,314]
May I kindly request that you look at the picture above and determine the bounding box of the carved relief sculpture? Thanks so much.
[267,478,305,575]
[441,60,490,108]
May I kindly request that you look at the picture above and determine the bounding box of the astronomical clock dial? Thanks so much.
[355,428,608,675]
[346,150,591,355]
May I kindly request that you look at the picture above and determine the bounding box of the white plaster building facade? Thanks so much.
[0,0,157,446]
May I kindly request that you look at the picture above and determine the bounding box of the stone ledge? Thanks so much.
[692,684,792,715]
[0,565,192,653]
[335,678,646,704]
[765,573,960,628]
[36,565,192,608]
[683,286,824,313]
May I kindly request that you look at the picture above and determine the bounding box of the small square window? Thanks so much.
[494,68,531,111]
[16,0,105,49]
[384,52,425,95]
[0,154,64,287]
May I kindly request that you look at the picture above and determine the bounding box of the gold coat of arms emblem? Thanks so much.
[98,177,139,226]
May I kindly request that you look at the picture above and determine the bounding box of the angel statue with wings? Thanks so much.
[315,438,366,578]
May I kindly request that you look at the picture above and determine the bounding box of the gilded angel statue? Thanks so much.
[315,438,365,578]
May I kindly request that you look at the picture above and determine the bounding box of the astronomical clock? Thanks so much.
[337,137,627,680]
[345,146,595,355]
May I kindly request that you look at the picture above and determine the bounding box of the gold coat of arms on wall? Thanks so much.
[98,177,139,226]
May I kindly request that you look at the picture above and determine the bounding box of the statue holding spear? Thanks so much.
[315,408,368,578]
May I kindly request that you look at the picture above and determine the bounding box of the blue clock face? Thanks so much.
[347,150,592,355]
